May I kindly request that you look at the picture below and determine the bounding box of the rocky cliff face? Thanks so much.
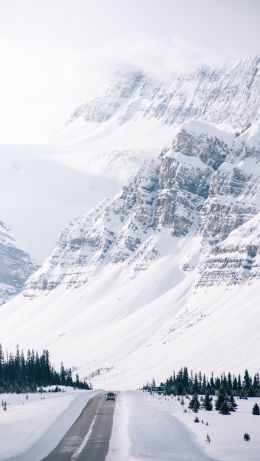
[68,56,260,132]
[199,140,260,246]
[25,120,260,295]
[198,213,260,286]
[0,222,37,303]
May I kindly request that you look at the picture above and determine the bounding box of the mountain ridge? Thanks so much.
[24,121,260,296]
[65,55,260,133]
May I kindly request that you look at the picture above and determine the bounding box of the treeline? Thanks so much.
[0,344,89,393]
[145,367,260,397]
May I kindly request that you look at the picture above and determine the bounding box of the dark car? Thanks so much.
[106,392,116,401]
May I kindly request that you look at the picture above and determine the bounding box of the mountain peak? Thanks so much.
[64,55,260,134]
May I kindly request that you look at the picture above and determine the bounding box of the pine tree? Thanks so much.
[247,386,256,397]
[253,373,260,391]
[229,393,237,412]
[237,374,242,391]
[215,388,226,411]
[233,377,238,393]
[203,391,213,411]
[227,372,232,392]
[243,370,251,391]
[193,374,199,393]
[219,399,230,415]
[153,368,260,400]
[0,343,89,392]
[189,393,200,413]
[252,403,260,415]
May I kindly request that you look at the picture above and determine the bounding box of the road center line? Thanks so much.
[70,397,103,460]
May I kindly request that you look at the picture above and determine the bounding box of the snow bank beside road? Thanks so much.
[0,389,99,461]
[106,390,214,461]
[106,391,260,461]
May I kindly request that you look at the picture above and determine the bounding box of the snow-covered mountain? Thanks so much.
[0,221,37,304]
[0,120,259,387]
[0,56,260,387]
[24,120,260,295]
[1,55,259,262]
[62,55,260,138]
[48,55,260,180]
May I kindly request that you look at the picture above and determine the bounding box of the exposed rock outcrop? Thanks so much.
[0,222,37,303]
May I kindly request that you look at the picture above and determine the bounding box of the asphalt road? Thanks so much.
[42,393,115,461]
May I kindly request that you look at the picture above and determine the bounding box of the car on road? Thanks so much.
[106,392,116,401]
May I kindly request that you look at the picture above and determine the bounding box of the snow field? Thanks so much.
[0,388,99,461]
[134,392,260,461]
[106,390,214,461]
[106,391,260,461]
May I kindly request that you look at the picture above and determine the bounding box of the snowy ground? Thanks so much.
[0,389,259,460]
[106,391,260,461]
[0,388,99,461]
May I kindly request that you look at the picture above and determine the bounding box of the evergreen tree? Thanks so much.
[219,399,230,415]
[243,370,251,391]
[215,388,226,411]
[202,391,213,411]
[237,374,242,391]
[189,393,200,413]
[193,374,199,393]
[229,393,237,412]
[148,367,260,400]
[252,403,260,415]
[233,377,238,393]
[0,343,89,392]
[247,386,256,397]
[227,372,232,392]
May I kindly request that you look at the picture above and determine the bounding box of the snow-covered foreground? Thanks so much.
[106,391,260,461]
[0,388,99,461]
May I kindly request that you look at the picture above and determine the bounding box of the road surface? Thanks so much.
[42,393,115,461]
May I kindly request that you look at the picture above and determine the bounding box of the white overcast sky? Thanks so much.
[0,0,259,144]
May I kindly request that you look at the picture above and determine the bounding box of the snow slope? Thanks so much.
[0,237,259,389]
[106,391,260,461]
[0,389,99,461]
